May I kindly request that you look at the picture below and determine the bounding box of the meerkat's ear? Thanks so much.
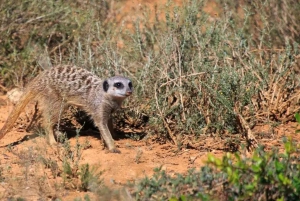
[103,80,109,92]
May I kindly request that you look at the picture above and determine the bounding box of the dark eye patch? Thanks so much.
[103,80,109,92]
[114,82,124,89]
[128,82,133,89]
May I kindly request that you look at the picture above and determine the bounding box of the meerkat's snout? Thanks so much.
[126,81,133,96]
[126,91,132,96]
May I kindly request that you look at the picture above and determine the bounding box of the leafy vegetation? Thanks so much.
[133,139,300,200]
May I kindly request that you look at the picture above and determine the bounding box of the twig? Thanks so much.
[236,112,258,151]
[249,48,285,53]
[189,152,206,164]
[0,84,8,92]
[154,82,177,145]
[49,35,74,54]
[24,8,69,24]
[175,41,186,121]
[159,72,210,88]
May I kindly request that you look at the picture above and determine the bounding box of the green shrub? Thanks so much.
[79,163,103,192]
[208,140,300,200]
[133,139,300,200]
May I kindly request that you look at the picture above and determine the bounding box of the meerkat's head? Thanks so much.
[103,76,133,100]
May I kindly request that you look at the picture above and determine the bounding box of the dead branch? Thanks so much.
[236,112,258,151]
[154,82,177,145]
[0,84,8,93]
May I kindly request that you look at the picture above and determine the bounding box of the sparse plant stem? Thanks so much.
[155,82,177,145]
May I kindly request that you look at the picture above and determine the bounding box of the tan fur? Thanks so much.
[0,65,133,153]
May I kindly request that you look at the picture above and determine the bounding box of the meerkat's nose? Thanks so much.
[126,91,132,96]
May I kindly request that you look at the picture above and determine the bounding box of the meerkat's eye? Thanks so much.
[114,82,124,89]
[128,82,132,89]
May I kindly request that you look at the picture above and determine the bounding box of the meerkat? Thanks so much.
[0,65,133,153]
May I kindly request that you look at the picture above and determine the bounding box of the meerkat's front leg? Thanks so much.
[108,117,117,139]
[92,111,119,153]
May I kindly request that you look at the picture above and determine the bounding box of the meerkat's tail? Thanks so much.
[0,86,39,140]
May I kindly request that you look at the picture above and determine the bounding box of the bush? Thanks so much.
[133,139,300,200]
[119,0,299,146]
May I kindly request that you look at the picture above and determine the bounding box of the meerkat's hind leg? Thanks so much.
[41,98,66,145]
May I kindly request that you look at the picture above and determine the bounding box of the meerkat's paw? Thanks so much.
[107,148,121,154]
